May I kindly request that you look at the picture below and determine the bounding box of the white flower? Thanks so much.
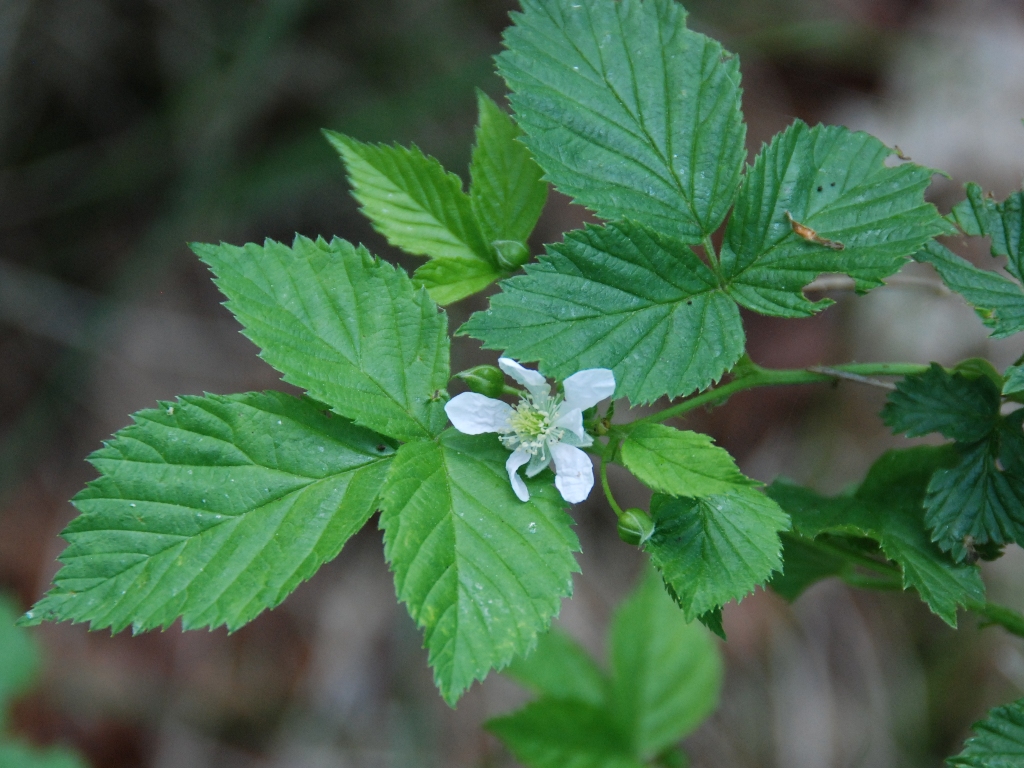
[444,358,615,503]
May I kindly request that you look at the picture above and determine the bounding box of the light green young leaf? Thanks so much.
[506,629,607,706]
[767,447,986,625]
[498,0,746,240]
[25,392,393,633]
[469,92,548,247]
[914,240,1024,339]
[609,570,723,759]
[0,596,38,728]
[621,423,757,498]
[324,132,503,304]
[461,221,744,403]
[721,121,949,317]
[881,363,1001,443]
[487,699,643,768]
[947,696,1024,768]
[0,743,88,768]
[379,430,579,705]
[192,235,450,442]
[950,182,1024,280]
[644,489,789,621]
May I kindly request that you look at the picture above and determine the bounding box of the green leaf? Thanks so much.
[1005,364,1024,397]
[951,183,1024,280]
[191,235,450,442]
[721,121,949,317]
[497,0,746,240]
[767,447,987,625]
[469,92,548,246]
[0,596,38,726]
[914,240,1024,339]
[644,489,789,621]
[0,743,88,768]
[925,440,1024,560]
[882,363,1001,443]
[461,221,744,403]
[379,430,580,705]
[768,533,847,601]
[947,697,1024,768]
[323,132,502,304]
[26,392,393,633]
[506,629,607,706]
[609,571,723,758]
[620,424,756,498]
[488,699,642,768]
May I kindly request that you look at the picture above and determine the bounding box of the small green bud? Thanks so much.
[453,365,505,398]
[492,240,531,271]
[617,508,654,546]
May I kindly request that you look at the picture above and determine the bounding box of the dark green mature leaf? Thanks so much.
[1004,364,1024,397]
[925,440,1024,560]
[461,222,744,403]
[324,132,502,304]
[470,92,548,247]
[0,743,88,768]
[192,236,450,441]
[768,533,847,601]
[498,0,746,240]
[506,629,606,706]
[609,571,722,758]
[488,699,643,768]
[26,393,393,633]
[644,489,789,622]
[721,121,949,317]
[0,596,38,729]
[914,240,1024,339]
[951,183,1024,280]
[379,430,579,705]
[768,447,986,625]
[882,363,1000,443]
[621,423,756,498]
[947,697,1024,768]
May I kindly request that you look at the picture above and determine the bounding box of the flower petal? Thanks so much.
[499,357,550,400]
[444,392,513,434]
[552,406,586,440]
[562,368,616,411]
[506,446,532,502]
[550,442,595,503]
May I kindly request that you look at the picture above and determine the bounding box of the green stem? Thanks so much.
[968,600,1024,639]
[600,460,624,518]
[629,361,931,429]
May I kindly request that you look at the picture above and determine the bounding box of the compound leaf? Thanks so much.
[470,92,548,247]
[947,697,1024,768]
[379,430,579,705]
[882,363,1000,443]
[609,570,723,758]
[951,183,1024,281]
[488,699,642,768]
[192,235,450,442]
[461,221,744,403]
[621,423,756,498]
[644,489,789,622]
[506,628,607,706]
[914,240,1024,339]
[498,0,746,240]
[721,121,948,317]
[26,392,394,633]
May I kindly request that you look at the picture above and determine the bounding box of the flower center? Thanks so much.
[500,397,564,454]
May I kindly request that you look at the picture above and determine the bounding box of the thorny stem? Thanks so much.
[625,360,931,430]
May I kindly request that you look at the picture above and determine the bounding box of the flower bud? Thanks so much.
[453,365,506,398]
[492,240,531,271]
[617,508,654,546]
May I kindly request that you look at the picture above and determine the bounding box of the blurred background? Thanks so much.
[1,0,1024,765]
